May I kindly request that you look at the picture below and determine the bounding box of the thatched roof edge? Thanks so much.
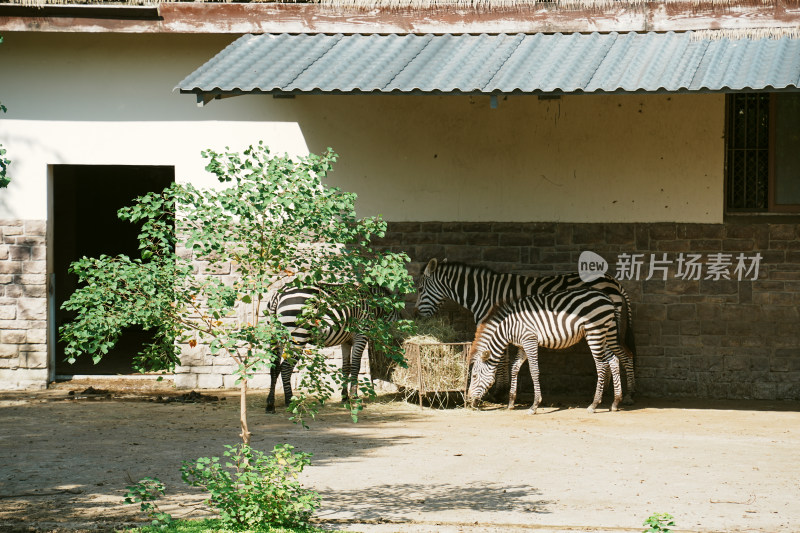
[691,26,800,39]
[2,0,795,9]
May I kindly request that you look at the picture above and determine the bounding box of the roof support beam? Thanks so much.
[0,3,160,20]
[2,2,800,35]
[197,93,217,107]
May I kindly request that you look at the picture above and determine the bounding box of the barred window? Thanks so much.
[726,93,800,213]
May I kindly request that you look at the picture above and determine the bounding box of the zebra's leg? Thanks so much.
[620,301,637,404]
[619,346,636,405]
[340,342,352,402]
[588,354,607,414]
[612,301,636,405]
[587,333,610,414]
[600,355,631,404]
[266,350,282,413]
[281,357,295,407]
[347,335,369,400]
[490,349,511,404]
[507,351,526,410]
[588,354,623,413]
[608,331,635,405]
[521,339,542,415]
[608,354,623,412]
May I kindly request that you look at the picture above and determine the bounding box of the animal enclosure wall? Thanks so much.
[380,221,800,401]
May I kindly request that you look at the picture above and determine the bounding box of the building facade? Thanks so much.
[1,2,799,399]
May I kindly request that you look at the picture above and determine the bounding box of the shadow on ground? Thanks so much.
[0,389,431,531]
[316,482,552,521]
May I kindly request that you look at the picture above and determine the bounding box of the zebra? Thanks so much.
[467,288,624,414]
[414,258,636,404]
[265,285,397,413]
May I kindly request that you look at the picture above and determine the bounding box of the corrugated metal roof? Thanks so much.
[177,32,800,98]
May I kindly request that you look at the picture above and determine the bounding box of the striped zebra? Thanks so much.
[467,288,624,414]
[266,285,396,413]
[414,259,636,404]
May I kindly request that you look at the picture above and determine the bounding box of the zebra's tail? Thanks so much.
[619,285,636,359]
[266,289,280,315]
[602,274,636,360]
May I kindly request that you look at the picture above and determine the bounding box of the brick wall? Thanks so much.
[172,242,346,395]
[378,221,800,401]
[2,218,797,400]
[0,220,48,390]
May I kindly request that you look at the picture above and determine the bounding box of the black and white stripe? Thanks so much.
[467,288,624,414]
[414,259,636,404]
[266,285,395,413]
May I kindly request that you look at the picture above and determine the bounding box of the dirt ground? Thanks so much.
[1,383,799,533]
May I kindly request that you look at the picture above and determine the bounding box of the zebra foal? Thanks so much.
[415,259,636,404]
[266,285,396,413]
[467,288,624,414]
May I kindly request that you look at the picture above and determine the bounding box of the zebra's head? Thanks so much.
[467,323,497,406]
[414,258,448,317]
[467,349,495,406]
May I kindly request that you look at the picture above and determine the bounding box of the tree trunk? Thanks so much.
[240,377,251,445]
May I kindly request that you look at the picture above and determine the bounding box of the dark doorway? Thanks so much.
[52,165,174,376]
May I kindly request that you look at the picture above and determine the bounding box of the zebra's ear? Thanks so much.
[424,258,438,276]
[481,350,491,363]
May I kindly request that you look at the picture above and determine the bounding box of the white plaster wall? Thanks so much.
[0,120,308,219]
[0,33,311,220]
[284,93,725,223]
[0,32,725,223]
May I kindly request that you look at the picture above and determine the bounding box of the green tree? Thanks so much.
[60,143,414,443]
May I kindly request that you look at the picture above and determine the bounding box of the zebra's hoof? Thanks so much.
[526,407,537,415]
[623,396,635,406]
[586,406,596,414]
[610,404,619,412]
[266,405,276,414]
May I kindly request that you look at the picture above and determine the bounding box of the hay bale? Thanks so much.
[400,316,461,344]
[393,317,469,398]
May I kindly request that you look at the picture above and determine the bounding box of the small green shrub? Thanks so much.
[126,517,330,532]
[181,443,319,530]
[123,477,173,529]
[643,512,675,533]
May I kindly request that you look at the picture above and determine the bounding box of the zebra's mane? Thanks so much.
[483,299,513,322]
[437,260,604,283]
[468,299,513,361]
[437,261,505,277]
[437,261,562,284]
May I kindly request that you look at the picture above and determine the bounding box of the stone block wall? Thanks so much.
[171,242,352,395]
[2,218,797,401]
[377,221,800,401]
[0,220,48,390]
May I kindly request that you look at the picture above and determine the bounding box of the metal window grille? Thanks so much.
[726,93,770,211]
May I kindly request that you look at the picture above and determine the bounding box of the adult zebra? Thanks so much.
[467,288,624,414]
[266,285,397,413]
[414,259,636,404]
